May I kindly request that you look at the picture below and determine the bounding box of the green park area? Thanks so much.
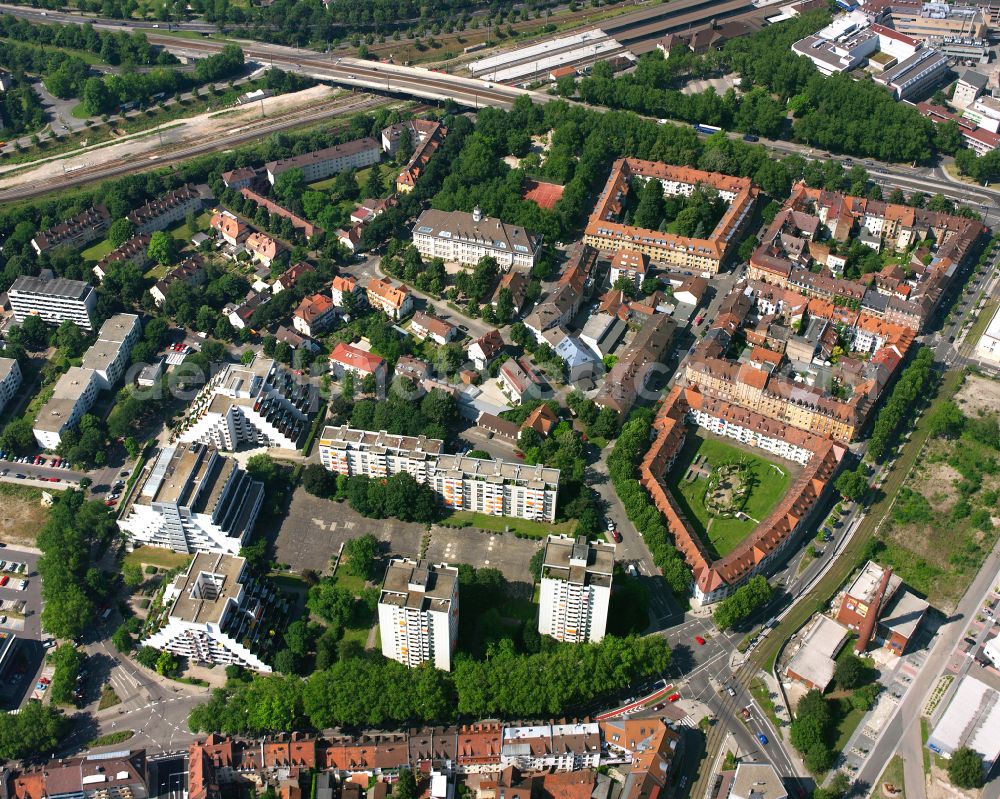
[667,434,792,559]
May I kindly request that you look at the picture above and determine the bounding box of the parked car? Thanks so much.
[610,529,622,543]
[695,636,706,645]
[667,693,681,703]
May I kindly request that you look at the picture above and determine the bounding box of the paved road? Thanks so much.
[851,540,1000,798]
[0,3,217,31]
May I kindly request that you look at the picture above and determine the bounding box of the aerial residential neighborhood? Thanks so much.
[2,1,1000,799]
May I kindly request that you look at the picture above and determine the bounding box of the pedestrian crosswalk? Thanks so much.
[677,716,698,729]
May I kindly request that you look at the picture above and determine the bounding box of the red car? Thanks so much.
[667,693,681,703]
[610,530,622,543]
[695,636,706,645]
[0,576,8,587]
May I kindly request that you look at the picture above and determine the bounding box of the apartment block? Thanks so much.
[142,553,274,671]
[30,204,111,254]
[377,559,459,671]
[538,535,614,644]
[9,272,97,330]
[150,256,207,306]
[93,233,152,281]
[0,358,23,419]
[500,723,601,771]
[80,313,141,390]
[318,426,443,480]
[412,207,542,271]
[117,442,264,554]
[317,426,560,522]
[32,367,100,449]
[127,184,210,234]
[583,159,757,274]
[328,342,387,384]
[13,751,149,799]
[427,454,559,522]
[178,358,318,451]
[367,277,414,320]
[293,293,336,337]
[265,138,381,185]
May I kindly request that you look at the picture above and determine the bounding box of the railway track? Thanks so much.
[0,93,390,201]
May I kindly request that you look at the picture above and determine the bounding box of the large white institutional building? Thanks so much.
[377,559,459,671]
[538,535,614,644]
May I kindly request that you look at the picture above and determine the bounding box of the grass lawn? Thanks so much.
[831,698,866,754]
[144,263,169,280]
[667,434,792,559]
[340,624,372,648]
[331,570,367,595]
[749,677,781,730]
[965,300,999,349]
[169,212,212,243]
[441,510,576,539]
[0,37,104,65]
[873,755,906,799]
[124,546,193,572]
[81,239,115,262]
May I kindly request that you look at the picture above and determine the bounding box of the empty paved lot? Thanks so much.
[425,525,542,596]
[273,488,426,573]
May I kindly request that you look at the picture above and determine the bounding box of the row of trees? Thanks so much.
[37,490,117,640]
[0,14,175,66]
[712,575,772,631]
[867,347,935,462]
[575,9,937,164]
[607,412,692,595]
[188,633,669,732]
[80,44,244,115]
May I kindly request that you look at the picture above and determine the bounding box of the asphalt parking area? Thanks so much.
[425,525,542,596]
[273,488,426,573]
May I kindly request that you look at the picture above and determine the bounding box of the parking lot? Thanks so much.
[0,549,46,710]
[424,525,541,597]
[272,487,426,573]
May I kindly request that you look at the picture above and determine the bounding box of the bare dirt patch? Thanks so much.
[0,486,49,545]
[907,442,963,513]
[954,373,1000,417]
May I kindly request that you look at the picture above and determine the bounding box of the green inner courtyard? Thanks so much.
[666,433,793,560]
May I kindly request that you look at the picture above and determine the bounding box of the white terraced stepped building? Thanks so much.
[117,443,264,554]
[142,553,274,672]
[177,357,317,451]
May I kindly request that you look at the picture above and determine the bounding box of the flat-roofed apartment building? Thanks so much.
[265,137,381,185]
[538,535,614,643]
[0,358,23,418]
[411,206,542,271]
[428,454,559,522]
[32,367,100,449]
[318,425,560,521]
[117,443,264,554]
[178,357,318,451]
[378,559,459,671]
[583,159,757,274]
[318,425,444,481]
[80,312,141,390]
[870,0,989,39]
[142,552,274,671]
[9,271,97,330]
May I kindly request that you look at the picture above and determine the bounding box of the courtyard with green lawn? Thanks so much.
[666,433,795,560]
